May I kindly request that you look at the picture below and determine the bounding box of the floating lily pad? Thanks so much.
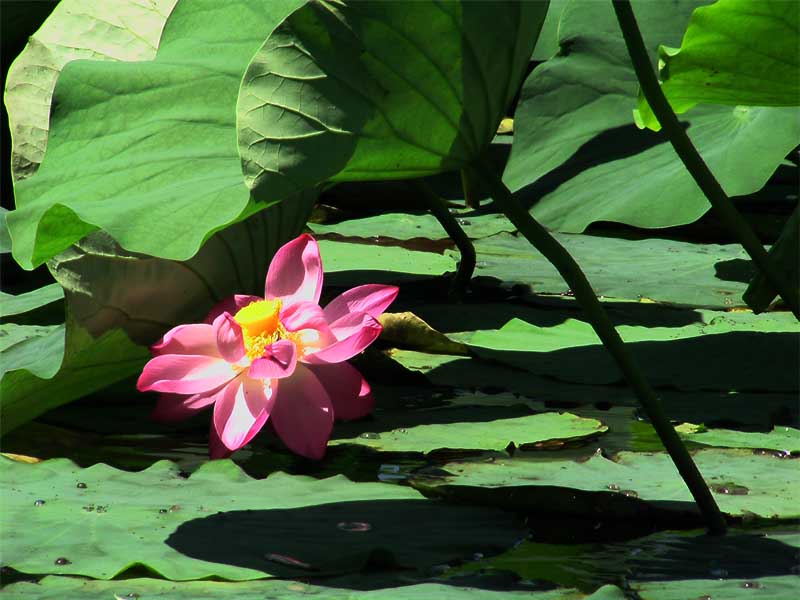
[331,412,607,454]
[416,449,799,520]
[320,240,456,285]
[449,529,800,591]
[1,576,614,600]
[0,284,63,319]
[311,211,514,242]
[633,576,799,600]
[455,312,799,391]
[1,457,524,580]
[467,232,760,308]
[679,425,800,453]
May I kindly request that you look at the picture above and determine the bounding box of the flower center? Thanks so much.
[234,299,286,361]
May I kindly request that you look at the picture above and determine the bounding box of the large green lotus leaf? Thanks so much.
[416,449,799,519]
[0,315,148,436]
[3,0,177,181]
[0,284,63,318]
[1,199,314,435]
[7,0,306,270]
[467,231,757,308]
[637,0,800,131]
[49,193,316,345]
[237,1,548,202]
[331,412,607,454]
[503,0,798,232]
[1,457,524,580]
[2,576,612,600]
[679,425,800,453]
[454,311,799,391]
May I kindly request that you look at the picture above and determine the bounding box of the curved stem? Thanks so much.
[460,168,481,209]
[413,181,476,298]
[470,161,727,536]
[612,0,799,319]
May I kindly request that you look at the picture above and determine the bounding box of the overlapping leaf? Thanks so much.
[237,0,548,202]
[637,0,800,130]
[7,0,306,270]
[504,0,799,231]
[4,0,178,180]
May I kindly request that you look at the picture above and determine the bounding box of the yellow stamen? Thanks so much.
[234,299,284,361]
[234,299,282,337]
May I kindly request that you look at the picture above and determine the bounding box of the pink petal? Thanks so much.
[280,300,335,350]
[304,312,382,364]
[204,294,262,324]
[151,323,219,357]
[270,364,334,460]
[307,362,374,421]
[212,377,275,453]
[209,409,270,459]
[151,390,219,422]
[265,234,323,305]
[213,312,245,363]
[248,339,298,379]
[323,284,399,322]
[137,354,237,394]
[280,301,329,333]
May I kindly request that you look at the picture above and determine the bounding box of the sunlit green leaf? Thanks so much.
[0,284,63,319]
[679,425,800,453]
[453,311,799,391]
[331,412,607,454]
[7,0,306,270]
[3,576,612,600]
[416,449,800,519]
[2,457,523,580]
[636,0,800,130]
[504,0,798,232]
[4,0,177,181]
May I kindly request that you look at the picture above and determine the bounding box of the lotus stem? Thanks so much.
[460,168,481,209]
[470,160,728,536]
[413,180,476,298]
[612,0,799,319]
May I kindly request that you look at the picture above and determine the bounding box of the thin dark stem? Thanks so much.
[460,168,481,209]
[413,180,476,298]
[470,161,728,536]
[612,0,799,319]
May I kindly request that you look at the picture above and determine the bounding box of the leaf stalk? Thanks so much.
[414,181,476,298]
[470,160,727,536]
[612,0,799,319]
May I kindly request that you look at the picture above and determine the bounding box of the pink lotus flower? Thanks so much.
[137,234,398,460]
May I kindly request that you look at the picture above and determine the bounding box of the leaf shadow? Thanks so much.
[166,498,524,588]
[471,331,799,395]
